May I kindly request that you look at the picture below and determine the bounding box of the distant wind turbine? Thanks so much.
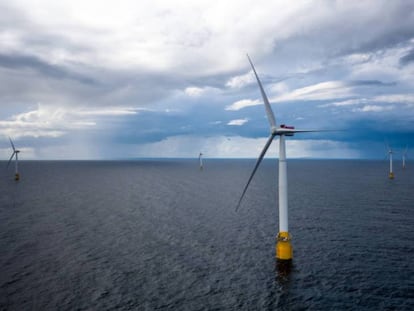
[199,152,203,170]
[386,143,394,179]
[402,146,408,169]
[236,55,325,262]
[7,137,21,181]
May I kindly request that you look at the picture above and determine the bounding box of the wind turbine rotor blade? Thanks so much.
[384,140,390,152]
[7,152,15,168]
[9,137,16,152]
[236,134,276,211]
[285,129,334,134]
[247,54,277,129]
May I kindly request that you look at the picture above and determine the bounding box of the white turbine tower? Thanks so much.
[236,55,323,262]
[7,137,21,181]
[199,152,204,170]
[386,143,394,179]
[402,146,408,169]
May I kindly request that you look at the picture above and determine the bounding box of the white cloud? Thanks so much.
[14,0,407,75]
[2,1,312,73]
[225,71,254,88]
[272,81,354,102]
[228,81,355,112]
[227,118,249,126]
[77,107,140,116]
[184,87,205,97]
[2,0,413,79]
[353,105,395,112]
[343,53,372,65]
[183,86,221,98]
[226,99,260,111]
[319,94,414,109]
[373,94,414,104]
[0,104,140,139]
[347,45,412,83]
[0,105,89,139]
[319,98,368,108]
[270,82,290,95]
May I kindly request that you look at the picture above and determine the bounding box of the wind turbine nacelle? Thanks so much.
[280,124,295,136]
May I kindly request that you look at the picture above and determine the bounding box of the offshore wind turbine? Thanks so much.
[199,152,204,170]
[402,146,408,169]
[7,137,21,181]
[236,55,323,262]
[386,143,394,179]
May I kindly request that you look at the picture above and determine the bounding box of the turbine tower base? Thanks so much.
[276,232,293,261]
[15,173,20,181]
[389,172,394,179]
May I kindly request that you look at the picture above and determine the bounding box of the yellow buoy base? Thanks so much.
[389,172,394,179]
[276,231,293,261]
[15,173,20,181]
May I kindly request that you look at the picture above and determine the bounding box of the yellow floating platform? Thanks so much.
[276,231,293,261]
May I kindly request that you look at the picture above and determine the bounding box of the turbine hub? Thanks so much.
[274,124,296,136]
[280,124,295,129]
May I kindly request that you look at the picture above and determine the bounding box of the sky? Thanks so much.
[0,0,413,159]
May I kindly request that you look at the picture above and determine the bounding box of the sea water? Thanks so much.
[0,160,413,310]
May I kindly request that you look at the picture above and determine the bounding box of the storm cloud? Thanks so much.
[0,0,413,159]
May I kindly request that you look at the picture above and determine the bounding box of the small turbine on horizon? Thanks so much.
[7,137,21,181]
[199,152,204,170]
[402,146,408,169]
[386,143,394,179]
[236,55,325,262]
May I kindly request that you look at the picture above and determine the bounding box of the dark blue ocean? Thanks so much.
[0,160,413,310]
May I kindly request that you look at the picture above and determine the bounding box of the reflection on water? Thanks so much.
[276,259,293,279]
[274,260,294,310]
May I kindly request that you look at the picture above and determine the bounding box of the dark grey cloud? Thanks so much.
[349,80,396,87]
[0,52,218,112]
[399,49,414,66]
[269,1,414,71]
[0,53,96,85]
[336,2,414,56]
